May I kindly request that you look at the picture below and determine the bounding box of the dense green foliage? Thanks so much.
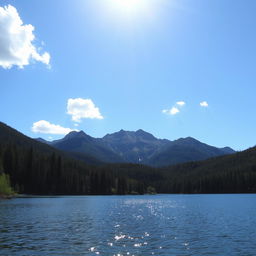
[150,148,256,193]
[0,122,256,195]
[0,173,14,196]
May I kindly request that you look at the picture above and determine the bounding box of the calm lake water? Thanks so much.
[0,194,256,256]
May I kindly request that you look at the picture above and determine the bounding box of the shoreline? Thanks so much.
[2,193,256,199]
[0,194,14,199]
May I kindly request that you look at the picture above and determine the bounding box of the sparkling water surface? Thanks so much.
[1,194,256,256]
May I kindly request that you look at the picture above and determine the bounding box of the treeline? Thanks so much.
[0,122,256,195]
[0,122,145,195]
[0,173,14,196]
[0,144,144,195]
[102,151,256,194]
[160,147,256,194]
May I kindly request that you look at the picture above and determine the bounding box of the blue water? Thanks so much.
[0,194,256,256]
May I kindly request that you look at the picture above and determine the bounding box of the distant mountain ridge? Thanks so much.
[147,136,235,167]
[47,131,124,163]
[102,129,170,163]
[1,121,255,195]
[38,129,235,167]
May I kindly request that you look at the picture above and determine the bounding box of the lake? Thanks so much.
[0,194,256,255]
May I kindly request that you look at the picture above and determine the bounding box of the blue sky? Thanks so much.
[0,0,256,150]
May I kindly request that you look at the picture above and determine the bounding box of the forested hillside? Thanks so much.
[0,122,256,195]
[143,147,256,193]
[0,122,143,195]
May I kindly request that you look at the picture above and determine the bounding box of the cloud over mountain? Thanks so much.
[32,120,75,135]
[67,98,104,122]
[162,101,186,115]
[162,107,180,115]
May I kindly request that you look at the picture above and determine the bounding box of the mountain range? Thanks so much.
[1,121,256,194]
[37,129,235,167]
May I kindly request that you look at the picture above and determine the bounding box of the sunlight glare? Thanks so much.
[107,0,150,17]
[90,0,171,27]
[113,0,144,12]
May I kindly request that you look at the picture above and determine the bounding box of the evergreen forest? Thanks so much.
[1,122,256,195]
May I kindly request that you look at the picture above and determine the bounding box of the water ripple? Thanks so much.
[1,195,256,255]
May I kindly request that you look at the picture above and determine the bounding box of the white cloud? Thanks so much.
[32,120,75,135]
[162,100,186,116]
[176,101,186,107]
[170,107,180,115]
[200,101,209,107]
[0,5,50,69]
[162,107,180,115]
[67,98,104,122]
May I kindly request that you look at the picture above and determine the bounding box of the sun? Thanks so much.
[96,0,164,23]
[114,0,142,11]
[109,0,148,15]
